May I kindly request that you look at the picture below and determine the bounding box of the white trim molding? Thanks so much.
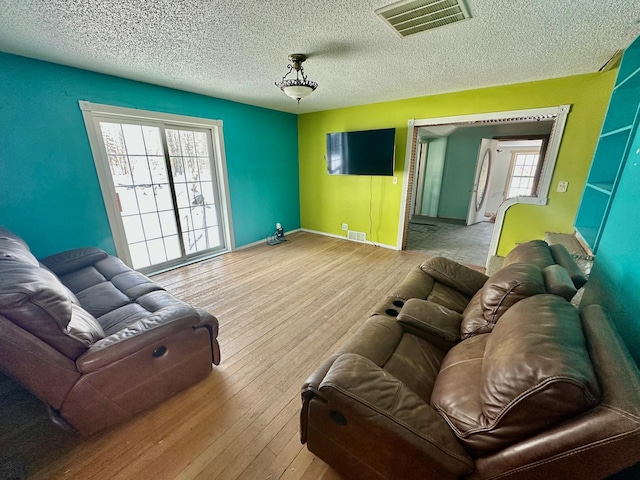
[400,105,572,263]
[79,101,234,271]
[302,229,398,250]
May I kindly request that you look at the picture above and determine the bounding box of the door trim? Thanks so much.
[399,104,571,264]
[79,101,234,269]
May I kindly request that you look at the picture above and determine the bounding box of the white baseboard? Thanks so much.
[300,229,399,250]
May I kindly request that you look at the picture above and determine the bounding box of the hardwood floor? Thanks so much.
[0,232,431,479]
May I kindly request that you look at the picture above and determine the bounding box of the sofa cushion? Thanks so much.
[432,295,601,455]
[502,240,554,270]
[459,291,489,339]
[426,282,471,314]
[397,299,461,350]
[480,263,545,323]
[0,260,87,359]
[459,263,545,338]
[67,303,105,344]
[430,333,488,433]
[420,257,488,298]
[0,228,39,267]
[40,247,108,277]
[76,282,131,318]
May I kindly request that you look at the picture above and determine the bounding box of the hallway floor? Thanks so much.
[406,217,494,268]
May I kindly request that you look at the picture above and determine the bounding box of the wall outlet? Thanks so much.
[557,181,568,193]
[392,176,398,184]
[342,223,348,231]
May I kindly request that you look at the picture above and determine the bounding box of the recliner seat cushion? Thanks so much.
[432,295,601,455]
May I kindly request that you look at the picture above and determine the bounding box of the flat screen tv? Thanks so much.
[326,127,396,176]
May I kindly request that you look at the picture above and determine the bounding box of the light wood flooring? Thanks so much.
[0,232,431,480]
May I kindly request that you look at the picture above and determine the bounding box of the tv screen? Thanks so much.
[326,128,396,176]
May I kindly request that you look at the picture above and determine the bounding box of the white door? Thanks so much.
[93,117,228,272]
[467,138,499,225]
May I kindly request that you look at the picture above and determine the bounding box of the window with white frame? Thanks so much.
[506,151,541,198]
[80,101,233,273]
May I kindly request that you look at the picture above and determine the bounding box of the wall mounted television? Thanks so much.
[326,127,396,176]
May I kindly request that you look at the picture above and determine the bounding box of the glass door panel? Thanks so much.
[97,120,225,271]
[166,127,224,255]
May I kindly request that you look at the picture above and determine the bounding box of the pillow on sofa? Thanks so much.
[432,295,601,455]
[67,303,105,344]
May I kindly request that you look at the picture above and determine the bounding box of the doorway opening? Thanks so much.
[399,105,570,268]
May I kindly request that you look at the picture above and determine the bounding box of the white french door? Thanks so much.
[81,102,232,273]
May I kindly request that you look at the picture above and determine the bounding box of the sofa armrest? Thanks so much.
[76,304,201,373]
[309,353,474,478]
[421,257,488,297]
[397,299,461,351]
[40,247,108,276]
[549,243,588,289]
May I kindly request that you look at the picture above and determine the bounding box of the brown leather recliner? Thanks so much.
[0,228,220,435]
[371,239,588,322]
[301,242,640,479]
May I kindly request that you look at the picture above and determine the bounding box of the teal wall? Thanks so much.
[0,52,299,258]
[436,122,554,220]
[582,126,640,368]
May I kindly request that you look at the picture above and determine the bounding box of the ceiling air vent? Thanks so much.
[376,0,471,38]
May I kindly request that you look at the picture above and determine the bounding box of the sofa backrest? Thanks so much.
[459,240,580,339]
[432,295,601,456]
[502,239,555,269]
[0,228,102,359]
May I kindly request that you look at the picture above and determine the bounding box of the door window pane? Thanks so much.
[96,119,226,272]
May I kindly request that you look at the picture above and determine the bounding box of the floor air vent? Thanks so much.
[347,230,367,243]
[376,0,471,37]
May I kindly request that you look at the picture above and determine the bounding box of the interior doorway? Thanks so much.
[399,105,571,268]
[406,135,548,267]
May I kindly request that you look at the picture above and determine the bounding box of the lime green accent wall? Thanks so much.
[298,71,616,252]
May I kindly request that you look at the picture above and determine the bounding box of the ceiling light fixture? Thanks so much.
[275,54,318,103]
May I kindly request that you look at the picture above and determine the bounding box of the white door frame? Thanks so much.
[398,105,571,265]
[79,101,235,269]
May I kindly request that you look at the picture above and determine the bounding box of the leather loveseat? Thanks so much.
[301,241,640,479]
[0,228,220,435]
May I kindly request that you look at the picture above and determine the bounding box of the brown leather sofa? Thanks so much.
[301,241,640,479]
[0,227,220,435]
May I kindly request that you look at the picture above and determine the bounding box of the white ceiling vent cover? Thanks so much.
[376,0,471,37]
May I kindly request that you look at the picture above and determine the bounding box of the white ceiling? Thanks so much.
[1,0,639,114]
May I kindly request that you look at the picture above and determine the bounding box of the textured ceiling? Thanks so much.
[1,0,639,114]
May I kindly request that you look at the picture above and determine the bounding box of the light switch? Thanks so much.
[557,181,568,193]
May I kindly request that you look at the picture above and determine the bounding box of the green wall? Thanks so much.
[298,72,615,252]
[0,52,299,258]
